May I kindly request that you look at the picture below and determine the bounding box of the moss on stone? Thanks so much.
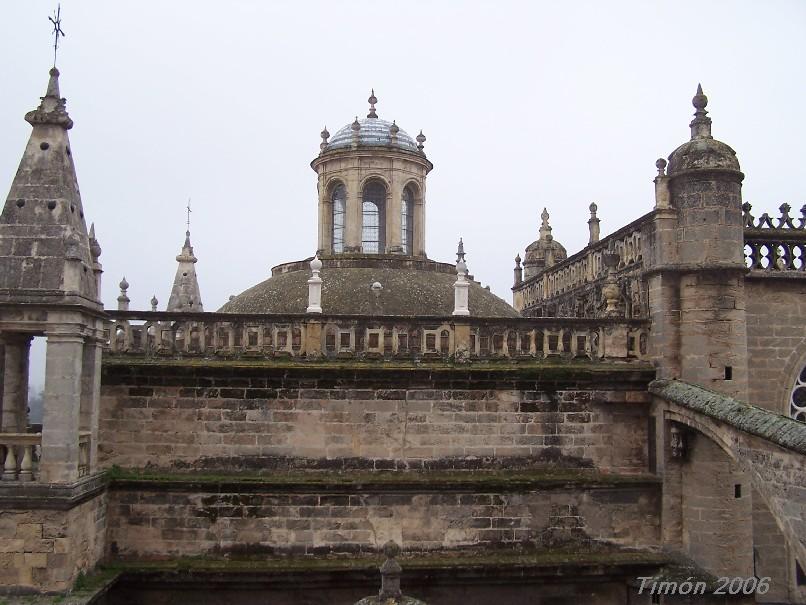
[649,379,806,454]
[107,466,660,490]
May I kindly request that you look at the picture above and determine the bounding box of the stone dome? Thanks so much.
[523,237,568,269]
[667,136,740,177]
[521,208,567,279]
[219,256,518,318]
[325,117,419,152]
[667,84,741,177]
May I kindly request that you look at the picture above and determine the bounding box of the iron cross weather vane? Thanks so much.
[49,4,65,67]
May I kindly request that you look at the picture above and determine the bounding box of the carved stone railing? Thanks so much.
[516,212,653,318]
[105,311,650,362]
[1,433,40,482]
[0,432,89,482]
[743,203,806,273]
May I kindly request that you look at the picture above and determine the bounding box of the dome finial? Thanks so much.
[320,125,330,151]
[539,208,553,241]
[456,237,466,263]
[416,130,426,151]
[367,88,378,119]
[690,83,712,140]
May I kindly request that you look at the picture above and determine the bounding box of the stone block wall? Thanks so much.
[0,491,106,593]
[106,481,661,559]
[98,364,654,474]
[745,278,806,415]
[680,432,753,578]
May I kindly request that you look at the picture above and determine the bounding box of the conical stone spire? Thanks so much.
[166,229,204,312]
[0,67,99,307]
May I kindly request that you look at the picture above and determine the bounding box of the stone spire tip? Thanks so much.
[367,89,378,118]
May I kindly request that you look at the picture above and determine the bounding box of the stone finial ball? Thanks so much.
[382,540,400,558]
[119,277,129,290]
[310,255,323,271]
[589,202,598,213]
[655,158,667,171]
[692,88,708,110]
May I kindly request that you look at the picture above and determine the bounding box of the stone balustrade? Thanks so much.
[743,203,806,272]
[105,311,650,362]
[0,433,40,482]
[0,432,90,482]
[517,212,653,317]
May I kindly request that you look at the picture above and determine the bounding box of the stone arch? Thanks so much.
[778,336,806,419]
[358,173,392,193]
[664,404,806,581]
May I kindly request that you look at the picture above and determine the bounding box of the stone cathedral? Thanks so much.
[0,62,805,605]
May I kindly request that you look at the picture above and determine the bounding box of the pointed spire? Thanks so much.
[689,83,712,140]
[167,226,203,312]
[25,68,73,129]
[367,88,378,118]
[1,67,99,308]
[456,237,466,263]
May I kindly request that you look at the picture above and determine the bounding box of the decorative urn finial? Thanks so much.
[368,88,378,118]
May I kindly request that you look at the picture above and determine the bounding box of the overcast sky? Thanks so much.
[2,1,805,386]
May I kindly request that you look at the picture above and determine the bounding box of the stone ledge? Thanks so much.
[107,467,661,494]
[105,545,670,581]
[0,472,108,510]
[649,379,806,454]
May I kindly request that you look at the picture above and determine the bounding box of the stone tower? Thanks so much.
[0,67,105,481]
[0,67,107,591]
[311,91,432,256]
[655,85,748,401]
[166,229,203,312]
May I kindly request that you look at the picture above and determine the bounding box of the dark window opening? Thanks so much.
[724,366,733,380]
[362,181,386,253]
[734,484,742,499]
[401,186,414,254]
[331,184,346,253]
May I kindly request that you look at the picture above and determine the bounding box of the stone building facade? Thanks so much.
[0,66,805,605]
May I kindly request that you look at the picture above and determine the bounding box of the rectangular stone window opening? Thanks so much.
[734,483,742,498]
[368,333,379,349]
[326,331,336,352]
[479,335,489,354]
[247,331,258,348]
[397,332,408,351]
[233,328,243,348]
[291,328,302,351]
[520,333,531,353]
[425,333,436,352]
[493,334,504,352]
[548,334,559,353]
[724,366,733,380]
[277,330,288,349]
[339,332,351,350]
[217,328,229,348]
[384,330,393,353]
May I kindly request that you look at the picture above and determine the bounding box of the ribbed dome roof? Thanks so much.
[219,257,518,318]
[326,118,418,152]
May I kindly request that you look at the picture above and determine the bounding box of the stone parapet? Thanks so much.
[105,311,650,362]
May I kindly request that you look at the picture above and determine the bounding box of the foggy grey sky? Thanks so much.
[2,1,805,386]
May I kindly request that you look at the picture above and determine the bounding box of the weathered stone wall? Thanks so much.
[106,480,661,559]
[680,432,753,578]
[0,491,106,593]
[745,277,806,414]
[752,486,791,604]
[99,363,653,474]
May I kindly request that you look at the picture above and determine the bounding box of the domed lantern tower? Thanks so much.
[311,90,432,257]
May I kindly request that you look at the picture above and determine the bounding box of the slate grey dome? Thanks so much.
[219,256,518,318]
[325,117,419,152]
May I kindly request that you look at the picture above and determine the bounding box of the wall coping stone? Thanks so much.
[649,379,806,454]
[107,468,661,494]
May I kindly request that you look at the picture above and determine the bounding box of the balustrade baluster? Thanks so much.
[2,445,18,481]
